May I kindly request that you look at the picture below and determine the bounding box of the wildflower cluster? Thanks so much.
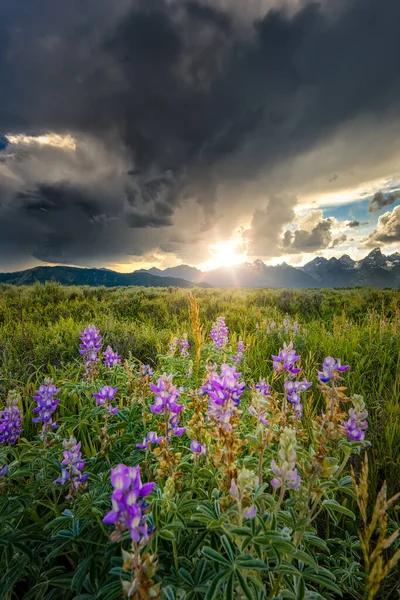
[0,390,23,445]
[53,436,88,498]
[210,316,229,349]
[169,334,190,357]
[32,378,60,437]
[103,345,121,367]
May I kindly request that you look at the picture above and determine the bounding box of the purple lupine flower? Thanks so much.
[210,316,229,349]
[140,364,154,378]
[136,431,164,449]
[284,378,312,418]
[270,428,301,490]
[190,439,207,457]
[204,364,245,432]
[179,334,190,357]
[93,385,119,415]
[32,378,60,434]
[103,463,155,544]
[103,345,121,368]
[248,405,269,426]
[149,374,184,415]
[343,395,368,442]
[317,356,349,383]
[0,390,23,445]
[53,436,88,497]
[255,378,271,396]
[243,505,257,519]
[0,465,8,477]
[169,337,179,356]
[168,414,186,437]
[233,336,245,364]
[79,325,102,377]
[272,342,301,377]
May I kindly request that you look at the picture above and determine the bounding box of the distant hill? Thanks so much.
[1,248,399,288]
[0,266,211,288]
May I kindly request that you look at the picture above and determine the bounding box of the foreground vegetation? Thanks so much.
[0,284,399,599]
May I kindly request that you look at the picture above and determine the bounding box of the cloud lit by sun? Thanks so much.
[200,236,248,271]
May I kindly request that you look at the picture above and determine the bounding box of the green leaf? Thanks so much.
[205,572,229,600]
[303,575,342,596]
[202,547,231,567]
[188,530,209,555]
[322,500,355,520]
[221,535,235,563]
[162,586,175,600]
[235,555,267,570]
[225,573,235,600]
[179,568,195,586]
[291,550,317,569]
[236,569,255,600]
[296,577,306,600]
[158,528,176,541]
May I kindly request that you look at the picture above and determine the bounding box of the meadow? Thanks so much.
[0,283,399,600]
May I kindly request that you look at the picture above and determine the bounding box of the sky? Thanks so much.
[1,0,400,273]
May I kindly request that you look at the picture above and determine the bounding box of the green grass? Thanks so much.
[0,282,399,599]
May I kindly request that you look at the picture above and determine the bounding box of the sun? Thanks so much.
[200,239,247,271]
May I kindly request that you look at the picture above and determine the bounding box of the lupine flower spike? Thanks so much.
[54,436,88,499]
[190,439,207,457]
[103,463,155,544]
[179,334,190,357]
[210,316,229,349]
[272,342,301,377]
[32,378,60,438]
[140,364,154,378]
[271,427,301,490]
[0,390,23,445]
[103,345,121,367]
[79,325,102,378]
[343,394,368,441]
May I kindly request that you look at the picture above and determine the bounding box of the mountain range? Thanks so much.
[0,248,399,288]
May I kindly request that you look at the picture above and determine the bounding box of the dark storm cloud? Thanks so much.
[368,190,400,213]
[1,0,400,266]
[348,220,361,228]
